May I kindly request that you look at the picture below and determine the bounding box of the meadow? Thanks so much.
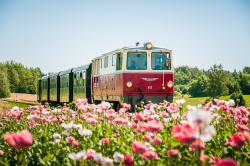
[0,97,249,166]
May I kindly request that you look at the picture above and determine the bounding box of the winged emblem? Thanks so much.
[141,78,159,81]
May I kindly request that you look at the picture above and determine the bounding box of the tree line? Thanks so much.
[0,61,45,98]
[175,64,250,105]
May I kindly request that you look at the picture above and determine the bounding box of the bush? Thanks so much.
[230,92,246,106]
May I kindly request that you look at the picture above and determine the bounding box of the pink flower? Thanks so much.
[142,151,159,160]
[159,111,169,117]
[66,136,76,143]
[189,140,206,152]
[142,120,164,132]
[112,134,121,138]
[213,158,238,166]
[86,149,95,160]
[225,133,245,148]
[220,105,228,111]
[0,150,4,155]
[134,113,143,120]
[237,106,248,115]
[72,140,79,147]
[241,117,249,124]
[167,149,180,161]
[86,118,98,124]
[113,152,124,162]
[28,120,35,126]
[152,136,162,145]
[200,155,209,162]
[236,124,249,132]
[124,154,134,166]
[142,133,154,142]
[243,131,250,142]
[172,124,196,144]
[68,151,86,161]
[123,103,131,110]
[132,141,147,154]
[101,138,109,145]
[167,103,179,113]
[3,130,33,150]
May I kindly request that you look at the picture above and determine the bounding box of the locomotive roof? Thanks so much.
[92,44,171,60]
[72,63,91,72]
[59,68,73,76]
[49,71,61,78]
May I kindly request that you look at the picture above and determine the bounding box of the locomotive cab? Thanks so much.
[122,42,174,108]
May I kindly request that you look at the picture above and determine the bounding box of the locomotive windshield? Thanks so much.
[151,52,171,70]
[127,52,147,70]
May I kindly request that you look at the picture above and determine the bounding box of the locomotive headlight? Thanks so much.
[145,42,152,50]
[126,81,133,88]
[167,81,173,88]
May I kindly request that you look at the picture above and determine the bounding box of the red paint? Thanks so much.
[123,72,174,96]
[92,72,174,98]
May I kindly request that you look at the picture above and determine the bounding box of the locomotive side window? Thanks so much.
[104,56,108,68]
[151,52,171,70]
[112,55,116,66]
[116,53,123,70]
[127,52,147,70]
[97,59,100,75]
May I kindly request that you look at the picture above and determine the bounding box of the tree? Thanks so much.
[188,75,208,97]
[206,64,229,99]
[238,73,250,94]
[243,66,250,74]
[0,63,10,98]
[231,81,242,94]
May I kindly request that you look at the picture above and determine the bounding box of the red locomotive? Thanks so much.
[91,42,174,111]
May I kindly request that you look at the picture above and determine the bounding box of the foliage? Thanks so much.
[0,61,42,96]
[230,92,246,106]
[0,64,10,98]
[188,75,208,97]
[206,64,229,99]
[238,73,250,95]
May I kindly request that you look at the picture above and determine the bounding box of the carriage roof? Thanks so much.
[72,63,91,72]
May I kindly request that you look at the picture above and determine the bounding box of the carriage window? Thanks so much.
[127,52,147,70]
[101,58,104,68]
[80,72,82,78]
[74,73,76,79]
[151,52,171,70]
[116,53,123,70]
[112,55,116,66]
[82,71,85,86]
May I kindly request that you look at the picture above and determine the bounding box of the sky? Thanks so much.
[0,0,249,74]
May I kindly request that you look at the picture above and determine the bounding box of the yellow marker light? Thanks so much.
[126,81,133,88]
[145,42,152,50]
[167,81,173,88]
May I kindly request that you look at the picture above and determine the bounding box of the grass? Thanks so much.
[0,101,31,114]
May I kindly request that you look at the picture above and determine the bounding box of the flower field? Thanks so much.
[0,99,250,166]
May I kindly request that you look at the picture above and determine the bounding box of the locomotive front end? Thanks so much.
[122,42,174,108]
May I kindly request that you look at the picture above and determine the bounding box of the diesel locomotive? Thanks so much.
[37,42,174,111]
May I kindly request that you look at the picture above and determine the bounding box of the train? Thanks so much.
[37,42,174,111]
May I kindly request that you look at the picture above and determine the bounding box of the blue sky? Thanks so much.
[0,0,249,74]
